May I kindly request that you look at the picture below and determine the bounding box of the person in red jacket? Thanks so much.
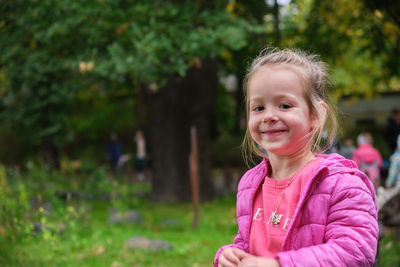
[352,132,383,189]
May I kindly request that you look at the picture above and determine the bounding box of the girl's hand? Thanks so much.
[238,254,280,267]
[218,247,247,267]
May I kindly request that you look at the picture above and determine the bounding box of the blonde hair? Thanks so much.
[242,48,338,163]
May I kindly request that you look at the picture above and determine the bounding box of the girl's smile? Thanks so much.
[261,128,288,136]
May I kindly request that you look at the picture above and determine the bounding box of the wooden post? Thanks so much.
[189,126,200,229]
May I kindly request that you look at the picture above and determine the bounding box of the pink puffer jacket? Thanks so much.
[214,153,378,267]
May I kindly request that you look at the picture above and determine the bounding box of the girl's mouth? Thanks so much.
[263,129,287,134]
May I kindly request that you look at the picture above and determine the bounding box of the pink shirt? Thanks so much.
[249,158,322,257]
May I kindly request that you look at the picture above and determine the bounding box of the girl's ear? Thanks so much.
[310,115,318,130]
[311,101,327,130]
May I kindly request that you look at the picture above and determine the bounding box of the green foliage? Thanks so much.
[93,1,254,86]
[285,0,400,98]
[3,0,398,166]
[0,164,32,249]
[0,0,101,162]
[0,0,258,165]
[0,162,146,263]
[66,89,135,144]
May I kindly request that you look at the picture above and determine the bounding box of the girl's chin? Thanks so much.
[262,143,305,155]
[268,147,312,157]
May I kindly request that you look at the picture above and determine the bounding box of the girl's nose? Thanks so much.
[262,108,278,123]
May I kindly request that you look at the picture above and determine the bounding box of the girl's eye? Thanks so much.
[252,106,264,112]
[279,103,291,109]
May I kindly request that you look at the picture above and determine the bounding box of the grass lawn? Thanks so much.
[379,232,400,266]
[1,178,400,267]
[1,189,237,267]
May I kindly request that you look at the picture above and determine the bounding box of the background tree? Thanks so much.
[0,0,258,202]
[0,1,100,168]
[2,0,400,202]
[283,0,400,98]
[364,0,400,28]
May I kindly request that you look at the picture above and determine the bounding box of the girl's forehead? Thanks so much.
[248,65,308,96]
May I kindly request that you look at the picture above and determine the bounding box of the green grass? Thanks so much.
[1,192,237,267]
[1,164,400,267]
[380,234,400,267]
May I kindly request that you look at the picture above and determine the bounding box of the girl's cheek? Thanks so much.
[248,118,258,132]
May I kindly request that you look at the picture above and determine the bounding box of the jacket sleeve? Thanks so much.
[213,190,252,267]
[214,168,259,267]
[213,230,248,267]
[277,173,378,267]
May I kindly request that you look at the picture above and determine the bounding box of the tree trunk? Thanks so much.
[41,136,60,170]
[273,0,281,46]
[145,59,217,202]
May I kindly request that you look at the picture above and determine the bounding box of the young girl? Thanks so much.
[215,48,378,267]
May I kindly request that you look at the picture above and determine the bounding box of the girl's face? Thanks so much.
[248,65,316,157]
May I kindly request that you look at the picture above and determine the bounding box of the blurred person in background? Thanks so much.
[107,132,123,176]
[385,134,400,188]
[135,129,147,182]
[353,133,383,189]
[339,137,356,159]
